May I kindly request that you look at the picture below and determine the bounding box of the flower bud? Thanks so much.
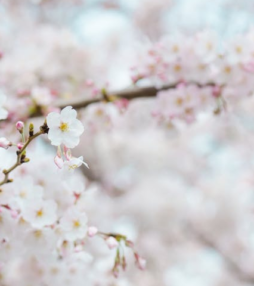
[88,226,98,237]
[106,236,118,249]
[16,121,24,133]
[54,155,64,169]
[17,143,24,150]
[134,253,146,270]
[0,137,12,149]
[29,123,34,137]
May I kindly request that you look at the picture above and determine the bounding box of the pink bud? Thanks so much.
[125,240,135,248]
[134,253,146,270]
[16,121,24,132]
[88,226,98,237]
[0,137,12,149]
[106,236,118,249]
[17,143,24,150]
[54,155,64,169]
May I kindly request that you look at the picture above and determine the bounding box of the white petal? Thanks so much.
[69,120,84,136]
[61,106,77,121]
[48,128,63,146]
[46,112,61,128]
[62,135,79,148]
[0,108,8,120]
[0,93,6,105]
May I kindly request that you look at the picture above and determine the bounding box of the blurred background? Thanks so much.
[1,0,254,285]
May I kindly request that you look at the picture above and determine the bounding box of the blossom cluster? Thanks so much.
[131,31,254,123]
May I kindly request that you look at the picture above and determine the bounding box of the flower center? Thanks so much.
[175,97,184,106]
[73,220,81,228]
[36,209,43,217]
[224,66,232,74]
[68,164,78,171]
[60,122,69,132]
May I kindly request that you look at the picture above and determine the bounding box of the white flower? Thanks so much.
[63,156,89,172]
[59,206,88,241]
[22,199,57,228]
[9,178,44,210]
[47,106,84,148]
[0,93,8,120]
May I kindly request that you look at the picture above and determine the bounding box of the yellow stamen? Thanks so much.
[60,122,69,132]
[68,164,78,171]
[236,46,242,53]
[73,220,81,228]
[20,191,26,198]
[172,45,179,53]
[34,230,42,238]
[174,64,182,72]
[36,209,43,217]
[224,66,232,74]
[175,98,184,106]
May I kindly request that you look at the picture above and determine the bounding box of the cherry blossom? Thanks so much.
[47,106,84,148]
[59,206,88,241]
[21,199,57,228]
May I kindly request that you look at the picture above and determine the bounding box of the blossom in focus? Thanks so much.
[47,106,84,148]
[0,93,8,120]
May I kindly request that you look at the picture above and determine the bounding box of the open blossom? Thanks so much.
[63,156,89,172]
[21,199,57,228]
[47,106,84,148]
[59,206,88,241]
[0,93,8,120]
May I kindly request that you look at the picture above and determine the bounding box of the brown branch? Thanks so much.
[31,82,217,117]
[0,123,48,186]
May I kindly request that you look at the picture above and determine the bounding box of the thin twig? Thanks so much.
[0,124,48,186]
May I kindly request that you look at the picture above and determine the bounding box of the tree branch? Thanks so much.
[0,123,48,186]
[31,82,217,117]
